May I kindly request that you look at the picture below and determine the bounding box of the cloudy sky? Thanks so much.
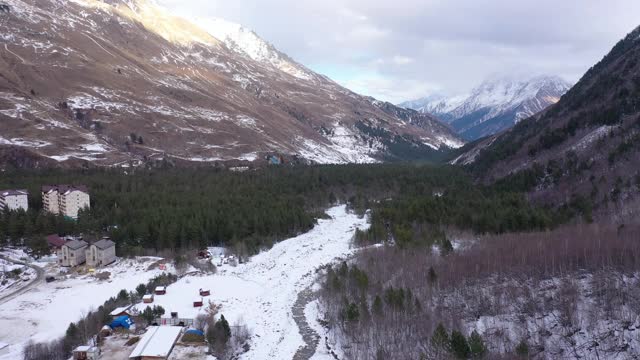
[160,0,640,103]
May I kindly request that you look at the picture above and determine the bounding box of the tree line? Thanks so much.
[1,164,564,256]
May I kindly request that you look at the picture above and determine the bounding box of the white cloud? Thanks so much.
[391,56,414,65]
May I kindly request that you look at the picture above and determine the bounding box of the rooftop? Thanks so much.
[42,185,89,194]
[129,326,182,358]
[109,305,133,316]
[73,346,97,352]
[64,239,88,250]
[46,234,66,247]
[92,239,115,250]
[0,189,28,197]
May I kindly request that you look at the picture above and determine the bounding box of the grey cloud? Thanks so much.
[160,0,640,103]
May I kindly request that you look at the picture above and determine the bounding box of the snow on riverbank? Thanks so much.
[132,205,369,359]
[0,257,170,360]
[0,205,368,359]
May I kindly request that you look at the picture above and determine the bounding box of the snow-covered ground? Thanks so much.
[0,257,171,360]
[0,206,369,359]
[132,205,369,359]
[0,258,36,293]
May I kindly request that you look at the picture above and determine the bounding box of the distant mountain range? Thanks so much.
[455,25,640,219]
[0,0,463,168]
[400,75,572,140]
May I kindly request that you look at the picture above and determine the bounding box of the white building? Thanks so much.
[129,326,183,360]
[60,240,88,267]
[42,185,90,219]
[85,239,116,267]
[0,189,28,212]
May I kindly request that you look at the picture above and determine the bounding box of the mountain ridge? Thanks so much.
[401,75,572,140]
[457,25,640,218]
[0,0,463,168]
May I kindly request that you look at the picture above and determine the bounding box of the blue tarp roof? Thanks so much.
[185,329,204,336]
[109,315,133,329]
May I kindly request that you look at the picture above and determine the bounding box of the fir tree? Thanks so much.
[431,323,450,354]
[468,330,487,358]
[428,266,438,285]
[451,330,470,359]
[516,340,529,357]
[372,295,384,317]
[136,284,147,298]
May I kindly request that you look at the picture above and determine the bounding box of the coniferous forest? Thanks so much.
[0,164,575,256]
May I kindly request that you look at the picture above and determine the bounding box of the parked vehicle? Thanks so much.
[45,276,56,283]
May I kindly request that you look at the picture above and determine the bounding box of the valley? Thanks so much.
[0,1,639,359]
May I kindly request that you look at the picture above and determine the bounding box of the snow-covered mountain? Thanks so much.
[194,18,316,82]
[0,0,462,167]
[401,75,572,140]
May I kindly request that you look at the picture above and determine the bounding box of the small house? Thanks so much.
[193,298,203,307]
[143,294,154,303]
[60,240,88,267]
[85,239,116,267]
[72,346,99,360]
[155,286,166,295]
[110,305,133,318]
[199,288,210,296]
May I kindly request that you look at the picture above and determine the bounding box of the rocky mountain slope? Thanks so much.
[457,25,640,218]
[401,75,571,140]
[0,0,463,167]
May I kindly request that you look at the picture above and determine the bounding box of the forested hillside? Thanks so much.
[463,26,640,221]
[0,164,563,256]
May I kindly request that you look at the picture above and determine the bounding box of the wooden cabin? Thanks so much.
[199,288,210,296]
[72,346,99,360]
[154,286,166,295]
[143,294,154,303]
[193,298,203,307]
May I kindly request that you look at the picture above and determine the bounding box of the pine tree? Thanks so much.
[431,323,450,354]
[136,284,147,298]
[372,295,384,317]
[451,330,470,359]
[142,306,155,324]
[440,238,454,255]
[515,340,529,358]
[428,266,437,285]
[216,315,231,341]
[344,303,360,322]
[468,330,487,358]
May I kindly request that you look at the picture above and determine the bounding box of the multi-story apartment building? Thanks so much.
[85,239,116,267]
[59,239,88,267]
[0,189,28,212]
[42,185,90,219]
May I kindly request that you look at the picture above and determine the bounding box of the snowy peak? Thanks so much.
[456,75,570,117]
[195,17,315,81]
[0,0,462,166]
[402,75,572,140]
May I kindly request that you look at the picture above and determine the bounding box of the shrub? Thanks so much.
[124,336,140,346]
